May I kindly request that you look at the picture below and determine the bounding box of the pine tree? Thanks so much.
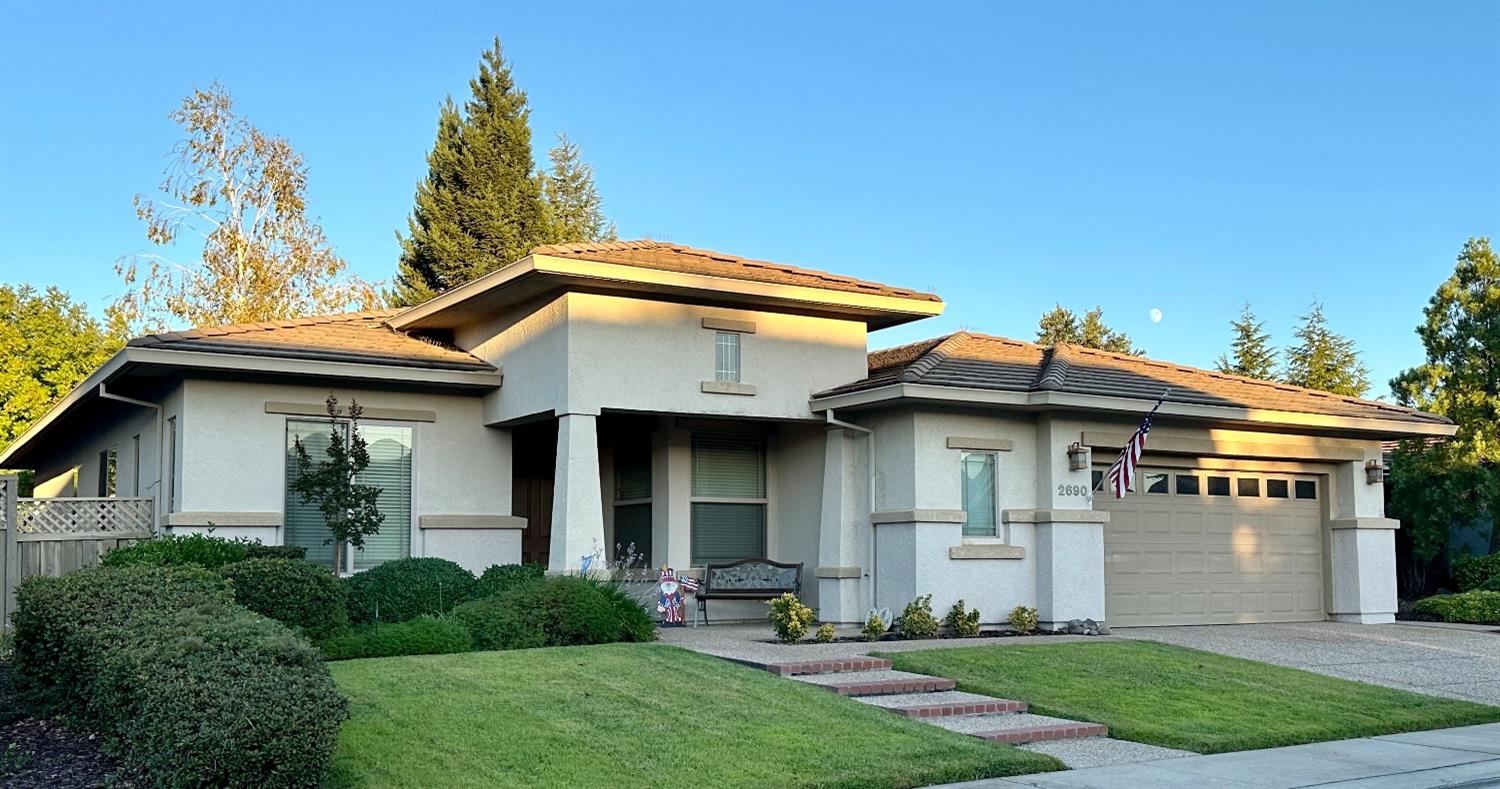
[1036,305,1142,355]
[392,39,555,306]
[1282,301,1370,396]
[544,133,616,244]
[1215,301,1276,379]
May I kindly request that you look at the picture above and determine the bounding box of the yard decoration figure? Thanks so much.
[658,567,686,627]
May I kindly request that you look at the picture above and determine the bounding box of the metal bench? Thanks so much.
[694,558,802,626]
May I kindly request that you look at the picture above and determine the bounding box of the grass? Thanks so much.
[878,640,1500,754]
[327,643,1059,789]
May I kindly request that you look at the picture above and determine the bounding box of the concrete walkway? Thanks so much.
[934,723,1500,788]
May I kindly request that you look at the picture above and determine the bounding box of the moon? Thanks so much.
[1149,308,1163,324]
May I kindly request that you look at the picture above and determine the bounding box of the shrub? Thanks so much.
[1411,591,1500,624]
[452,576,621,650]
[100,533,250,570]
[220,558,349,640]
[583,578,658,643]
[815,622,836,643]
[245,543,308,560]
[321,617,473,660]
[473,563,546,599]
[1453,553,1500,592]
[1480,575,1500,592]
[896,594,940,640]
[1007,605,1040,632]
[861,611,887,641]
[345,557,477,624]
[945,599,981,637]
[767,592,816,643]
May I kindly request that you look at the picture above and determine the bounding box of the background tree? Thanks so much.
[291,395,384,576]
[1281,301,1370,396]
[543,133,616,243]
[1035,305,1142,354]
[1390,238,1500,570]
[0,285,127,450]
[392,38,554,306]
[1215,301,1276,379]
[115,83,376,332]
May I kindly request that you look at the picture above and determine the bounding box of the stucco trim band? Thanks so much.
[948,543,1025,560]
[701,317,757,334]
[815,566,862,578]
[1001,509,1110,524]
[945,436,1014,452]
[1329,517,1401,531]
[163,511,281,527]
[871,509,966,524]
[264,402,438,422]
[418,515,528,530]
[701,381,757,396]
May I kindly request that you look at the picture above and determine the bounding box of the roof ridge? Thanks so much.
[1034,344,1072,390]
[899,332,970,383]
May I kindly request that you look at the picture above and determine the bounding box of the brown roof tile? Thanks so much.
[530,240,942,303]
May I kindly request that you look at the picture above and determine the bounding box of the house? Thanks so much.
[0,240,1455,628]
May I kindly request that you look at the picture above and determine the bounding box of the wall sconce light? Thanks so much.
[1068,442,1090,471]
[1364,460,1385,485]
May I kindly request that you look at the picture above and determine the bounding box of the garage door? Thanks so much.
[1098,466,1325,627]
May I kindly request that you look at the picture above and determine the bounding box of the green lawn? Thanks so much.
[327,643,1059,789]
[879,640,1500,754]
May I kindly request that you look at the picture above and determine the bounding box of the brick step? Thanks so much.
[856,690,1028,718]
[763,657,893,676]
[974,722,1109,744]
[793,669,956,697]
[931,712,1107,744]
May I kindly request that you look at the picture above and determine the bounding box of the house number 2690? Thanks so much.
[1057,484,1091,497]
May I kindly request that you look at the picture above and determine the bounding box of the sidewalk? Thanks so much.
[932,723,1500,788]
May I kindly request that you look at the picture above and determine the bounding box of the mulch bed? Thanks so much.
[0,663,130,789]
[766,629,1075,645]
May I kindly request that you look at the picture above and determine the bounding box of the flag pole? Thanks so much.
[1093,388,1173,495]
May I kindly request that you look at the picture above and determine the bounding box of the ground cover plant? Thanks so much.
[880,640,1500,754]
[1411,590,1500,624]
[327,644,1059,788]
[321,616,474,661]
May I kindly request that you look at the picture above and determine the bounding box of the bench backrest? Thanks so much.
[703,559,802,595]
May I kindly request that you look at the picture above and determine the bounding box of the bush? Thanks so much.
[945,599,981,637]
[473,563,546,599]
[345,557,477,624]
[1411,591,1500,624]
[245,543,307,560]
[100,533,250,570]
[767,592,816,643]
[815,623,836,643]
[584,578,658,643]
[896,594,939,640]
[1007,605,1039,633]
[1480,575,1500,592]
[220,558,349,640]
[861,611,887,641]
[321,617,473,660]
[1453,553,1500,592]
[452,576,621,651]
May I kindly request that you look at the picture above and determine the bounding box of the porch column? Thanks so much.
[1327,450,1398,624]
[549,413,606,575]
[817,427,868,624]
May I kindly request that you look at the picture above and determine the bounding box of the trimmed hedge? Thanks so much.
[1453,553,1500,593]
[321,617,474,660]
[345,557,477,624]
[1412,591,1500,624]
[100,533,251,570]
[246,543,308,561]
[220,558,349,640]
[452,576,622,651]
[12,565,347,787]
[473,562,546,599]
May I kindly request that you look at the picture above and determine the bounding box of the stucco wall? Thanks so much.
[22,385,177,518]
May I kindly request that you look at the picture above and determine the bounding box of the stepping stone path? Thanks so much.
[762,657,1194,769]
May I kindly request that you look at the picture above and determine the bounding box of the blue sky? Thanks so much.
[1,1,1496,397]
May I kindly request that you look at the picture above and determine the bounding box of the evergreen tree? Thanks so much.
[1282,301,1370,396]
[1036,305,1142,355]
[543,133,616,244]
[1215,301,1276,379]
[392,39,554,306]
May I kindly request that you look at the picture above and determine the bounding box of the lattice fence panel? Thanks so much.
[17,497,155,535]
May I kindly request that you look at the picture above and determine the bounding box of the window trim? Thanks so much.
[960,450,1000,539]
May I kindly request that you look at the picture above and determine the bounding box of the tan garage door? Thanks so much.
[1098,467,1325,627]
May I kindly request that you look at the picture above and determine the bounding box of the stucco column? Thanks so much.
[1024,510,1110,629]
[1327,453,1398,624]
[548,413,606,574]
[817,427,869,623]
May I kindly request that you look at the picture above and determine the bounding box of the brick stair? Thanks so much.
[792,668,956,697]
[763,657,892,676]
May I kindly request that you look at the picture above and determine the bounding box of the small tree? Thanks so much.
[291,395,384,575]
[1216,301,1276,380]
[1282,301,1370,396]
[1036,304,1142,355]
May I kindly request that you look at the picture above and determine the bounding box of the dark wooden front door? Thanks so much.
[511,420,557,566]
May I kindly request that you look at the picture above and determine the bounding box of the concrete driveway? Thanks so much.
[1119,621,1500,706]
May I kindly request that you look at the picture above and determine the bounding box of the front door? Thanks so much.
[511,420,556,566]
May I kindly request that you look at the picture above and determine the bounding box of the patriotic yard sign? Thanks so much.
[1104,391,1169,499]
[657,568,686,627]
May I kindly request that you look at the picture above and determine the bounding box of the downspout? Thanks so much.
[98,384,163,535]
[825,410,878,614]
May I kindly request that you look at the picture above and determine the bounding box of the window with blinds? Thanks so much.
[613,440,652,565]
[961,451,998,538]
[690,432,766,566]
[285,420,412,571]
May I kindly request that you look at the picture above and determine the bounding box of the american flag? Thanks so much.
[679,575,700,594]
[1105,392,1169,498]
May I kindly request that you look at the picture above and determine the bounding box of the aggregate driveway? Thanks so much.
[1118,621,1500,705]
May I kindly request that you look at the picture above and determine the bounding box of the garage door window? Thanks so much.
[1144,472,1169,494]
[1267,479,1289,498]
[1176,474,1200,495]
[961,452,998,537]
[1237,477,1260,497]
[1295,480,1318,500]
[1207,476,1231,496]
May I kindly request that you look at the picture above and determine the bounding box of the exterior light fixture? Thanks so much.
[1364,460,1385,485]
[1067,442,1090,471]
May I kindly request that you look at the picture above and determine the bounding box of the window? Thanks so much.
[613,440,652,566]
[690,432,765,566]
[166,417,179,512]
[960,452,998,537]
[131,435,141,496]
[1294,479,1318,500]
[1093,467,1134,493]
[97,448,117,497]
[1267,479,1289,499]
[1207,476,1231,496]
[1176,474,1200,495]
[1237,477,1261,497]
[714,332,741,383]
[285,419,413,571]
[1144,472,1169,494]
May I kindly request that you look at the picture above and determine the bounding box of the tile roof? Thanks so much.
[127,311,493,370]
[821,332,1449,426]
[531,240,942,303]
